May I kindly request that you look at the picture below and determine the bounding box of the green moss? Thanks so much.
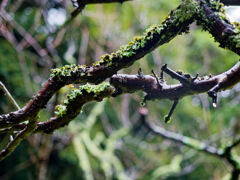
[81,82,111,96]
[233,22,240,30]
[55,82,111,117]
[55,105,67,117]
[177,0,198,22]
[164,115,172,123]
[51,0,198,81]
[195,0,240,55]
[209,0,225,13]
[199,0,230,25]
[232,34,240,48]
[50,64,87,80]
[92,7,194,68]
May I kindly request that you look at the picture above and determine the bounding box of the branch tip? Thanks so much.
[192,73,199,82]
[160,70,164,81]
[161,64,190,85]
[137,68,144,78]
[164,99,179,123]
[151,69,162,89]
[161,64,168,71]
[208,90,218,108]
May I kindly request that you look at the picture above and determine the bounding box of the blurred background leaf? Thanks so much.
[0,0,239,179]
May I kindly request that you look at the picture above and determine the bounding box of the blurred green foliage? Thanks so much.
[0,0,239,179]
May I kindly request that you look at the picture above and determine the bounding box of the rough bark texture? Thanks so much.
[0,1,240,175]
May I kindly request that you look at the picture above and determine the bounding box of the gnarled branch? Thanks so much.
[0,0,240,161]
[110,61,240,101]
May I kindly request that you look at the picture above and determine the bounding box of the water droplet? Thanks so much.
[164,115,172,123]
[10,135,13,141]
[140,101,146,107]
[212,102,217,108]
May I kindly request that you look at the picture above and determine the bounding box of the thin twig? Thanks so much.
[140,108,240,180]
[161,64,190,85]
[142,120,221,156]
[0,116,38,161]
[164,99,178,123]
[0,81,20,110]
[0,10,53,66]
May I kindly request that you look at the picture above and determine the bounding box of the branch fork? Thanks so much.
[0,0,240,162]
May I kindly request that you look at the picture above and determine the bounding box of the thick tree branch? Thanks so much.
[23,60,240,134]
[36,83,114,133]
[110,61,240,101]
[196,0,240,55]
[0,78,64,128]
[0,4,194,128]
[1,0,240,161]
[3,60,240,134]
[220,0,240,6]
[2,0,240,129]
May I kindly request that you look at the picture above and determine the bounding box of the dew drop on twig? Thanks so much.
[10,135,13,141]
[140,101,146,107]
[212,102,217,108]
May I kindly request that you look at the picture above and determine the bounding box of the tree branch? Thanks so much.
[35,83,114,133]
[0,81,20,110]
[77,0,132,5]
[14,60,240,134]
[0,4,194,128]
[139,107,240,180]
[0,116,38,161]
[140,108,221,156]
[2,0,240,129]
[220,0,240,6]
[196,0,240,55]
[110,61,240,101]
[1,0,240,162]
